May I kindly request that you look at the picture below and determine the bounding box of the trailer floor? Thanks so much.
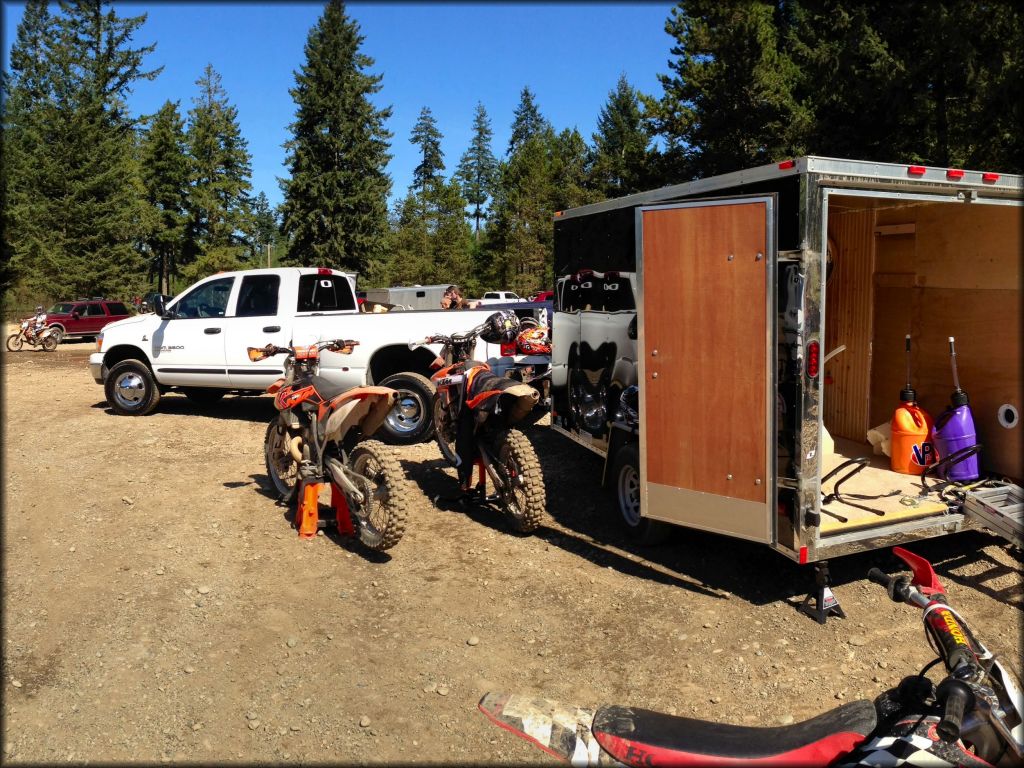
[820,438,949,534]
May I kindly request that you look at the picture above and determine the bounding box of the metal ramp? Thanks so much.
[964,484,1024,549]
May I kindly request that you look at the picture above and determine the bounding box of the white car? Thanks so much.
[478,291,524,305]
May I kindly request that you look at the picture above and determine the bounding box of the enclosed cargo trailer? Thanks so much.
[550,156,1021,565]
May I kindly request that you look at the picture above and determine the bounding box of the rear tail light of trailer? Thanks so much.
[807,340,820,379]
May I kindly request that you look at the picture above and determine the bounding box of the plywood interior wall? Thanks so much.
[823,210,875,441]
[826,196,1021,479]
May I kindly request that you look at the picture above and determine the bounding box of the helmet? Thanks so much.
[36,306,44,313]
[479,310,520,344]
[516,326,550,355]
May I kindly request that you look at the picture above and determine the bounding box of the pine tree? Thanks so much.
[410,106,445,194]
[648,1,810,178]
[507,86,549,155]
[590,75,654,197]
[455,102,498,237]
[280,0,393,273]
[4,0,160,301]
[249,191,281,266]
[183,64,253,280]
[140,100,190,294]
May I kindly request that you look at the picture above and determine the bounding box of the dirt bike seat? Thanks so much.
[309,374,353,402]
[591,700,876,766]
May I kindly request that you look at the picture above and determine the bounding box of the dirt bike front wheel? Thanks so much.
[264,420,299,503]
[6,334,24,352]
[346,440,409,551]
[42,336,58,352]
[433,395,459,466]
[494,429,546,533]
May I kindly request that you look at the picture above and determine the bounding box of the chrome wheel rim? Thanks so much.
[385,392,424,435]
[113,371,146,409]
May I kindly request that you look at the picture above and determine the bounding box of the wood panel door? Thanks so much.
[638,198,774,543]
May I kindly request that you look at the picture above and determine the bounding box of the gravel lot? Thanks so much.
[2,336,1021,764]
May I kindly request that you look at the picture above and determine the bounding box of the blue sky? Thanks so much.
[2,2,678,210]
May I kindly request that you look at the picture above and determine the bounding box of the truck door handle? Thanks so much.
[204,327,222,335]
[263,326,281,333]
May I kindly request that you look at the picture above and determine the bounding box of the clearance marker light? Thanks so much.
[982,172,1000,183]
[907,165,927,176]
[778,159,795,170]
[946,169,965,180]
[807,340,820,379]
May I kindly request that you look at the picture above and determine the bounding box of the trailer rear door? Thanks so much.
[638,197,775,543]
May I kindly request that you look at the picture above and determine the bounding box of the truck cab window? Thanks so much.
[297,274,356,312]
[173,277,235,319]
[236,275,280,317]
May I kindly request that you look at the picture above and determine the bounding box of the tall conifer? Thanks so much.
[280,0,393,273]
[141,100,190,294]
[410,106,444,194]
[455,102,498,237]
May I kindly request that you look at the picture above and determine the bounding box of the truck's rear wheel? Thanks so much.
[105,359,161,416]
[611,443,670,545]
[379,372,436,444]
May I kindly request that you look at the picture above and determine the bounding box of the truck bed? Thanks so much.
[819,437,949,535]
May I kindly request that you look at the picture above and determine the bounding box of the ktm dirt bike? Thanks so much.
[481,546,1024,767]
[410,317,546,534]
[6,319,59,352]
[248,339,410,551]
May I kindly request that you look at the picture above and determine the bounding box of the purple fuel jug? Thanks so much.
[932,337,980,482]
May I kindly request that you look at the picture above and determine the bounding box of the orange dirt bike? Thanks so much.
[6,318,59,351]
[248,339,410,551]
[409,311,546,533]
[480,546,1024,766]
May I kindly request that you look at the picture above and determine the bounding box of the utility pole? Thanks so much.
[266,243,271,268]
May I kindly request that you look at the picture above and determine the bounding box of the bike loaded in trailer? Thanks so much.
[549,157,1022,618]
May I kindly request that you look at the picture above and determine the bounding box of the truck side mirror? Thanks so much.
[153,295,170,318]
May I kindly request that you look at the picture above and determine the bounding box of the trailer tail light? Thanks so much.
[807,341,820,379]
[907,165,926,176]
[317,267,332,275]
[982,172,1000,183]
[778,159,795,170]
[500,342,516,357]
[946,169,964,180]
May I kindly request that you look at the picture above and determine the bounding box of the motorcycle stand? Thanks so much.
[798,560,846,624]
[295,477,354,539]
[434,460,492,510]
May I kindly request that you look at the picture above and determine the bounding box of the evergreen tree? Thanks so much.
[507,86,549,154]
[455,102,498,237]
[4,0,160,301]
[648,1,810,178]
[249,191,281,266]
[410,106,444,194]
[184,64,253,279]
[140,100,190,294]
[280,0,393,273]
[590,75,654,197]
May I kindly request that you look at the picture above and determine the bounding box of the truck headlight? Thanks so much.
[96,333,103,353]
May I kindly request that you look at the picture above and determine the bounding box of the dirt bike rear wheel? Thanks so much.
[42,336,58,352]
[433,395,459,466]
[264,420,299,503]
[6,334,24,352]
[494,429,545,533]
[346,440,409,551]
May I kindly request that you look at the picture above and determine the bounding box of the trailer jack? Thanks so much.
[799,561,846,624]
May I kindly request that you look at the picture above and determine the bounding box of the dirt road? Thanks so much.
[2,339,1021,764]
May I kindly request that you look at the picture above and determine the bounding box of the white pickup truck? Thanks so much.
[89,267,531,442]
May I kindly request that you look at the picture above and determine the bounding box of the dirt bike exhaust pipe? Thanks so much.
[289,435,303,463]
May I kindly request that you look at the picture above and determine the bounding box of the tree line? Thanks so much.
[3,0,1020,308]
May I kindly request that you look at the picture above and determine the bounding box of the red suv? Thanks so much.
[46,299,132,342]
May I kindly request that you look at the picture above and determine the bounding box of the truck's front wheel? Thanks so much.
[105,359,161,416]
[378,372,436,444]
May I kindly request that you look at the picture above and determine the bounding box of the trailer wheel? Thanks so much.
[611,443,670,545]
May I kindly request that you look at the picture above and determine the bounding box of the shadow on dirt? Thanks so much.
[94,393,275,422]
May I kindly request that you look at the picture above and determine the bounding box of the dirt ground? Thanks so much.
[2,335,1022,764]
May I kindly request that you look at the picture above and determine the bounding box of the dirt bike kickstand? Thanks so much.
[798,561,846,624]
